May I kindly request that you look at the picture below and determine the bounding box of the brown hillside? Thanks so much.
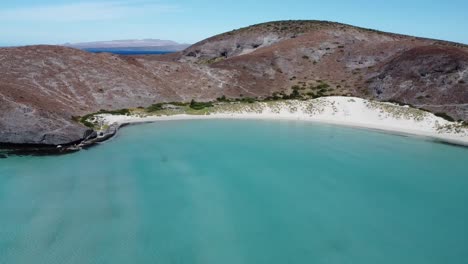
[1,20,467,145]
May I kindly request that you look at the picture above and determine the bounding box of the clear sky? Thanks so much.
[1,0,467,46]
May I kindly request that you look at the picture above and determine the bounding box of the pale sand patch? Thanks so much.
[92,97,468,146]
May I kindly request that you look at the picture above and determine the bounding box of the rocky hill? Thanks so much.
[179,21,467,118]
[1,20,467,146]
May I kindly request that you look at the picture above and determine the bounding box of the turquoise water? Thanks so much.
[1,120,467,264]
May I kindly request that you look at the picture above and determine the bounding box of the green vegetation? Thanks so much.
[238,97,257,103]
[264,92,283,101]
[304,81,332,98]
[146,103,164,112]
[306,92,321,99]
[73,109,130,128]
[283,81,339,100]
[290,89,302,99]
[97,109,131,115]
[217,95,260,104]
[291,85,301,91]
[147,102,189,112]
[189,99,214,110]
[314,82,330,90]
[170,102,190,106]
[289,86,303,98]
[78,113,97,128]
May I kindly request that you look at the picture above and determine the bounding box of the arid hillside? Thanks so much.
[177,21,468,119]
[1,20,467,146]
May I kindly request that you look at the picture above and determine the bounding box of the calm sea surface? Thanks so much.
[83,48,174,55]
[1,120,467,263]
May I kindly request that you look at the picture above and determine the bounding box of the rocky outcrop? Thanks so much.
[1,20,467,146]
[368,46,468,121]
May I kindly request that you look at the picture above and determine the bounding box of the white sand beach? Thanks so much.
[91,97,468,146]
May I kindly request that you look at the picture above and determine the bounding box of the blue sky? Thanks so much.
[1,0,467,46]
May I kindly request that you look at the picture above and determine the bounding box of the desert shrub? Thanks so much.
[291,85,301,91]
[306,92,322,99]
[264,95,281,101]
[169,102,189,106]
[314,82,330,90]
[290,89,302,99]
[238,97,256,104]
[267,92,282,101]
[146,103,164,112]
[79,113,96,128]
[98,109,130,115]
[81,120,95,128]
[190,100,213,110]
[217,95,228,102]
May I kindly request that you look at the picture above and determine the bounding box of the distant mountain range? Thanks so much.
[64,39,190,51]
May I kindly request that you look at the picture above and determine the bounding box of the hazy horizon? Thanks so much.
[1,0,468,47]
[2,20,468,48]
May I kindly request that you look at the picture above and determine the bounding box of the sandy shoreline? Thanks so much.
[91,97,468,147]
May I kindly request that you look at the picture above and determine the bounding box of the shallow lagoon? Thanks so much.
[1,120,467,263]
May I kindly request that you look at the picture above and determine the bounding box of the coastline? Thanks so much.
[92,97,468,147]
[2,96,467,156]
[101,115,468,147]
